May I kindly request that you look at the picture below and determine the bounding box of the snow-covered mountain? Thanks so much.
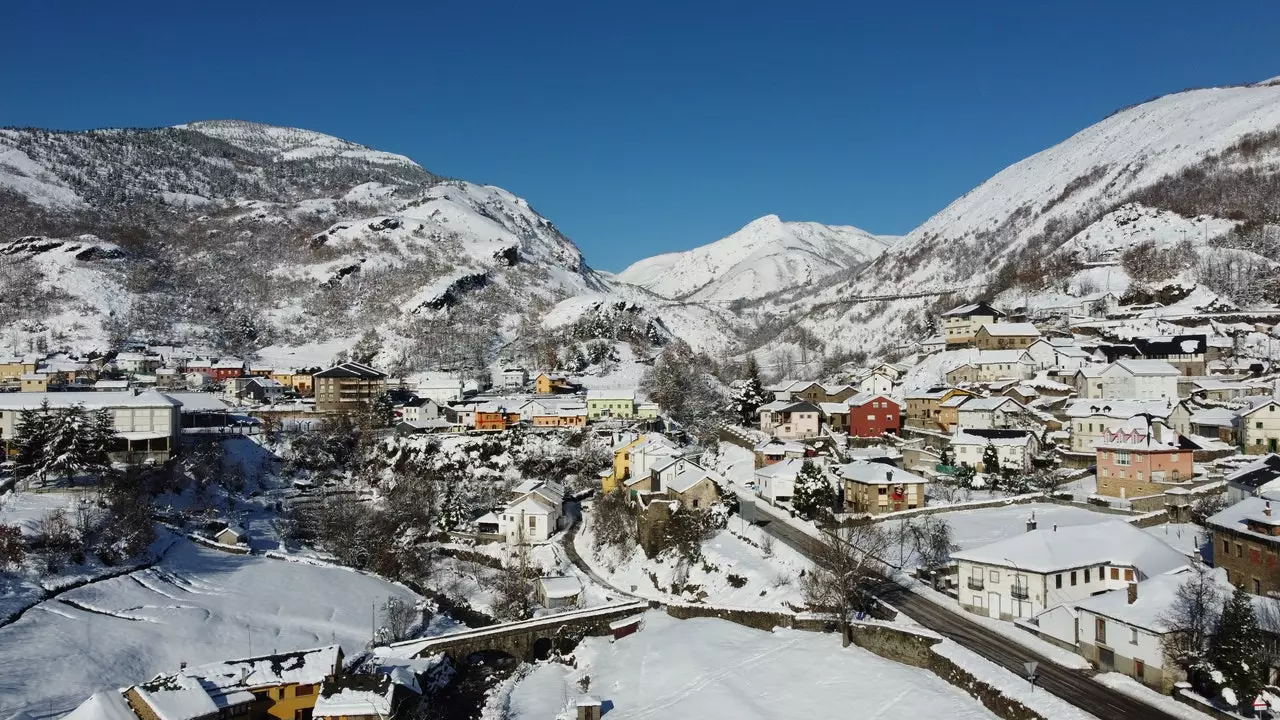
[616,214,895,302]
[767,78,1280,362]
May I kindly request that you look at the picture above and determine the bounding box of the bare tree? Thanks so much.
[1160,563,1225,674]
[910,516,957,588]
[378,596,418,643]
[801,523,892,644]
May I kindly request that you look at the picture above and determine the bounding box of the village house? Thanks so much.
[397,397,443,424]
[417,374,464,403]
[845,393,901,438]
[645,459,722,510]
[951,428,1039,472]
[0,355,38,382]
[905,387,977,431]
[839,461,927,515]
[602,433,683,493]
[212,359,245,382]
[1226,455,1280,504]
[1064,399,1183,454]
[313,671,420,720]
[586,389,636,419]
[534,372,575,394]
[755,457,804,504]
[0,390,182,463]
[1206,497,1280,594]
[1133,335,1209,376]
[498,367,528,389]
[941,301,1005,346]
[474,404,520,431]
[313,362,388,412]
[936,395,969,432]
[956,395,1027,430]
[498,480,565,544]
[64,645,347,720]
[973,322,1042,350]
[945,350,1035,385]
[214,523,246,546]
[1073,364,1107,399]
[95,379,131,392]
[758,400,822,439]
[636,402,660,419]
[1033,567,1210,691]
[1094,422,1193,500]
[1189,378,1271,403]
[855,371,895,396]
[240,377,286,405]
[753,438,808,467]
[536,576,583,609]
[154,367,183,390]
[952,520,1188,620]
[184,358,214,377]
[1189,406,1238,444]
[1240,397,1280,455]
[1097,359,1180,401]
[819,402,850,433]
[19,372,48,392]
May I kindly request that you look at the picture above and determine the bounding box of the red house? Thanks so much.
[212,360,245,382]
[846,393,901,438]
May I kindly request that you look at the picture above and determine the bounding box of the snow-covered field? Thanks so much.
[495,611,1001,719]
[0,539,423,717]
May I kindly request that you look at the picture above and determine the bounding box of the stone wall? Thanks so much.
[847,621,1048,720]
[664,604,838,633]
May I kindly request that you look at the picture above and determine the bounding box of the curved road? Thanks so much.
[754,505,1185,720]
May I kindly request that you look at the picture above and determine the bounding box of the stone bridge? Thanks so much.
[380,601,651,663]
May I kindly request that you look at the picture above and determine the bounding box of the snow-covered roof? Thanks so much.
[951,430,1033,447]
[1071,566,1210,633]
[818,402,849,415]
[1226,454,1280,489]
[586,389,636,401]
[846,392,897,408]
[757,399,791,413]
[1238,397,1280,418]
[1107,359,1180,377]
[838,461,927,485]
[952,521,1189,576]
[666,463,721,493]
[19,373,46,381]
[1206,496,1280,542]
[973,349,1031,366]
[166,392,234,412]
[0,389,181,411]
[134,646,341,720]
[754,457,804,479]
[62,691,139,720]
[314,674,403,718]
[1064,399,1174,419]
[754,438,805,455]
[978,322,1041,337]
[1094,419,1179,450]
[538,576,583,599]
[959,396,1022,412]
[942,302,1002,318]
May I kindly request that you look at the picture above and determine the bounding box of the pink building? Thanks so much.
[1095,424,1192,500]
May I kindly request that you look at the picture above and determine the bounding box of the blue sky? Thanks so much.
[3,2,1278,271]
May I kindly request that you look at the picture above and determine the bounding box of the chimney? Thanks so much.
[886,470,893,482]
[179,661,187,671]
[1026,511,1037,532]
[1127,582,1138,605]
[1053,524,1058,532]
[1267,502,1273,518]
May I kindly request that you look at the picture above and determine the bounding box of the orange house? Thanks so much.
[475,410,508,431]
[1095,426,1193,499]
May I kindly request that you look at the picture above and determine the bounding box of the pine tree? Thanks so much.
[13,404,52,487]
[981,442,1001,475]
[1209,586,1266,712]
[792,460,834,518]
[728,354,770,425]
[939,445,954,468]
[46,405,88,481]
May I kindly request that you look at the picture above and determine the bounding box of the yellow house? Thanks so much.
[0,358,37,382]
[534,373,572,394]
[270,370,295,387]
[20,373,48,392]
[603,435,645,493]
[636,402,659,419]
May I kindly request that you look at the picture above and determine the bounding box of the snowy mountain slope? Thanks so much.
[775,80,1280,358]
[617,214,895,302]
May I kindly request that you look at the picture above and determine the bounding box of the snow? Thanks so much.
[502,611,1000,720]
[616,214,896,302]
[951,520,1190,576]
[932,640,1099,720]
[0,539,420,717]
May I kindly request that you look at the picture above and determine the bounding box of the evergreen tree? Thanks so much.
[13,403,52,486]
[46,405,88,481]
[939,445,954,468]
[981,442,1001,475]
[727,354,770,425]
[792,460,835,518]
[1209,586,1266,712]
[954,464,976,490]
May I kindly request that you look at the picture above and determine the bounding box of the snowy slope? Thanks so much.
[782,80,1280,357]
[617,214,895,302]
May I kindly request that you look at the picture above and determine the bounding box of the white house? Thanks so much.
[950,429,1038,472]
[856,372,895,397]
[1034,567,1223,691]
[497,481,564,544]
[1098,360,1180,401]
[418,374,465,403]
[398,397,443,424]
[971,350,1035,382]
[754,457,804,504]
[1074,364,1107,399]
[1064,399,1181,454]
[1024,339,1060,371]
[0,389,183,464]
[1240,397,1280,455]
[941,301,1004,345]
[957,396,1027,430]
[498,367,528,389]
[952,520,1189,620]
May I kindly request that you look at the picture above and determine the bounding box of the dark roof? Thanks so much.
[313,362,387,379]
[1094,343,1142,363]
[942,301,1004,318]
[958,428,1034,440]
[781,401,822,413]
[1230,455,1280,490]
[1132,334,1207,358]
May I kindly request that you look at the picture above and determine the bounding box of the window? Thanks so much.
[1096,618,1107,644]
[1055,574,1062,589]
[1071,571,1077,586]
[1258,422,1265,430]
[1170,453,1180,463]
[867,415,876,421]
[1223,539,1230,556]
[295,684,313,696]
[1254,578,1262,594]
[1130,628,1139,645]
[1124,569,1134,582]
[1237,543,1244,558]
[527,516,537,529]
[1085,568,1091,583]
[989,570,1000,583]
[1116,451,1131,466]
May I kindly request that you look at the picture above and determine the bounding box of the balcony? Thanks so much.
[967,577,985,591]
[1011,585,1030,600]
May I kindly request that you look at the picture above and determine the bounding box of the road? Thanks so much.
[561,502,642,601]
[752,507,1185,720]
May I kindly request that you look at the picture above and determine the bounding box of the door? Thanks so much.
[1134,659,1145,681]
[988,592,1001,618]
